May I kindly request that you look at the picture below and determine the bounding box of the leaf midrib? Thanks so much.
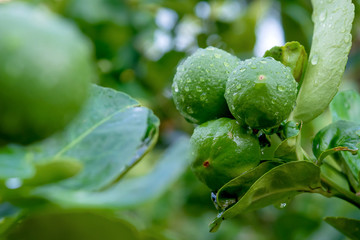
[54,104,140,157]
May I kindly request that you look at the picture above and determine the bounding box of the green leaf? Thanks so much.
[312,120,360,164]
[216,161,282,210]
[324,217,360,240]
[274,121,302,161]
[0,146,34,180]
[29,84,159,191]
[30,136,190,209]
[23,157,83,187]
[210,161,321,232]
[292,0,355,123]
[330,90,360,123]
[4,211,141,240]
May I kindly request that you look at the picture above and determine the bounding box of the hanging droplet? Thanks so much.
[311,55,319,65]
[319,11,326,22]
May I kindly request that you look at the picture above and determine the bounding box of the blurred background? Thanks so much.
[4,0,360,239]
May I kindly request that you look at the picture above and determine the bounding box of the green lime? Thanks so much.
[0,3,95,144]
[172,47,239,124]
[190,118,260,191]
[225,57,297,129]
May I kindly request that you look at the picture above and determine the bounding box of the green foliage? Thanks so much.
[324,217,360,240]
[292,0,354,123]
[312,120,360,164]
[210,161,322,232]
[330,90,360,123]
[1,0,360,239]
[4,211,141,240]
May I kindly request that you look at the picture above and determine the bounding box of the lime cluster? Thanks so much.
[0,3,95,144]
[172,47,298,190]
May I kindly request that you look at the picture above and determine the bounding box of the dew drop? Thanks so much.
[186,78,191,83]
[210,63,214,67]
[236,84,242,89]
[280,203,287,208]
[187,106,194,114]
[173,83,179,92]
[260,60,267,64]
[277,85,285,92]
[319,11,326,22]
[200,93,207,101]
[196,86,202,92]
[223,62,230,67]
[214,53,221,58]
[185,86,190,92]
[340,27,346,33]
[250,65,257,69]
[311,55,319,65]
[240,68,246,72]
[5,178,22,189]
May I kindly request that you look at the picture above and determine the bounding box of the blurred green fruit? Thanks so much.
[0,3,95,144]
[190,118,260,191]
[172,47,239,124]
[225,57,297,129]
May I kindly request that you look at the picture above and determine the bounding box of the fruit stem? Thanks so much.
[320,173,360,209]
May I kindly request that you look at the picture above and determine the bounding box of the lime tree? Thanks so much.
[225,57,297,129]
[0,3,95,144]
[190,118,261,191]
[172,47,239,124]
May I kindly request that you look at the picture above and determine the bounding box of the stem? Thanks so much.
[321,174,360,209]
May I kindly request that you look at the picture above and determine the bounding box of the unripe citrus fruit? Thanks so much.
[0,3,95,144]
[225,57,297,129]
[190,118,261,191]
[172,47,239,124]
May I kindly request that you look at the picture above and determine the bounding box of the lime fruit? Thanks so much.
[225,57,297,129]
[190,118,260,191]
[0,3,95,144]
[172,47,239,124]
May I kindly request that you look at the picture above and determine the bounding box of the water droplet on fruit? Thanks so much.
[223,62,230,67]
[311,55,319,65]
[236,84,242,89]
[214,53,221,58]
[319,11,326,22]
[260,60,267,64]
[196,86,202,92]
[185,86,190,92]
[240,68,246,72]
[186,78,191,83]
[200,93,207,101]
[280,203,287,208]
[340,27,346,33]
[250,65,257,69]
[277,85,285,92]
[187,106,194,114]
[173,83,179,92]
